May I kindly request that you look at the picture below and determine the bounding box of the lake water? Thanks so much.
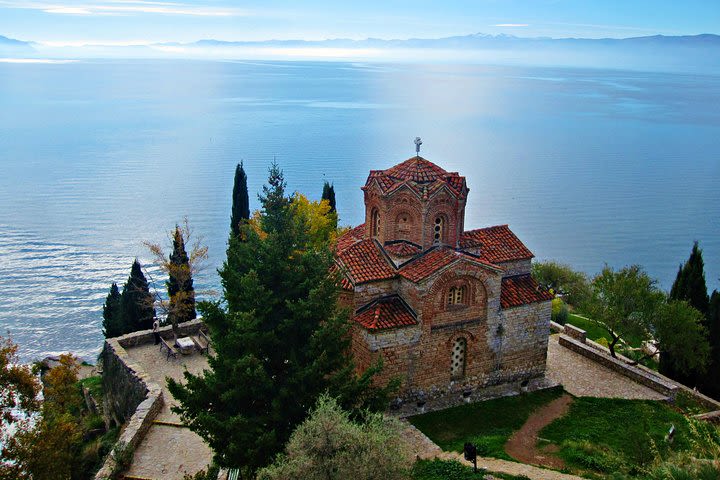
[0,60,718,362]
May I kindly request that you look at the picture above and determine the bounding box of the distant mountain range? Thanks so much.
[2,33,720,72]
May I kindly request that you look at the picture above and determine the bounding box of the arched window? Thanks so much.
[447,285,466,306]
[371,209,380,237]
[433,216,444,244]
[451,337,467,378]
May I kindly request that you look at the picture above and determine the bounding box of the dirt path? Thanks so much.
[403,421,585,480]
[505,393,573,470]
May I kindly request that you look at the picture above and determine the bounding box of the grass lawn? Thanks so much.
[412,459,531,480]
[565,314,611,344]
[540,397,695,476]
[408,386,564,460]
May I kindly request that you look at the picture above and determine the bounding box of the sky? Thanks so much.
[1,0,719,46]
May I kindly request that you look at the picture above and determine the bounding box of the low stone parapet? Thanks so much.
[558,335,677,398]
[563,324,586,343]
[549,321,564,333]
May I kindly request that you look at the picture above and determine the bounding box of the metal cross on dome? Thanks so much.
[414,137,422,156]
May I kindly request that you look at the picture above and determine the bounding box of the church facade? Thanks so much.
[334,156,553,409]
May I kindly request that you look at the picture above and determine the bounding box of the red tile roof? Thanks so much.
[459,225,534,263]
[501,274,554,309]
[384,241,422,258]
[365,157,466,198]
[399,246,501,283]
[336,223,365,252]
[336,239,397,284]
[354,295,418,331]
[330,264,355,291]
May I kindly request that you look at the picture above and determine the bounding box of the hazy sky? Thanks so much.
[2,0,719,45]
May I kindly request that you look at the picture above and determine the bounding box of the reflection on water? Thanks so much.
[0,60,718,361]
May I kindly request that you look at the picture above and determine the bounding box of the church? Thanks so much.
[334,153,554,410]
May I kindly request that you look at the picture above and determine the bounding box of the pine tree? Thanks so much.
[166,226,196,331]
[119,260,155,333]
[321,180,336,213]
[102,283,122,338]
[230,162,250,237]
[168,164,394,474]
[661,242,710,385]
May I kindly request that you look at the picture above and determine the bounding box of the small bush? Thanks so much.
[110,441,134,479]
[551,298,569,325]
[183,464,219,480]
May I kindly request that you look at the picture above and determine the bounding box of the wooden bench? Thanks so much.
[159,337,178,360]
[192,330,211,355]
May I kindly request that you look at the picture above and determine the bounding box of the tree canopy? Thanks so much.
[531,260,590,307]
[118,259,156,333]
[230,162,250,237]
[168,163,394,474]
[582,265,709,374]
[102,283,122,338]
[257,395,412,480]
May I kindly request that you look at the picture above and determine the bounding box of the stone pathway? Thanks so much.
[403,422,585,480]
[545,335,665,400]
[123,342,214,479]
[505,394,573,470]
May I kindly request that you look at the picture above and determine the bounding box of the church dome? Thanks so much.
[364,156,466,198]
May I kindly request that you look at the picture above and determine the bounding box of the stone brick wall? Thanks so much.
[351,259,552,409]
[498,259,532,276]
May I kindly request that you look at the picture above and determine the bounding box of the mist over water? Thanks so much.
[0,60,718,362]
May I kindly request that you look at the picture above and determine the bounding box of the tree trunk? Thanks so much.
[608,333,620,358]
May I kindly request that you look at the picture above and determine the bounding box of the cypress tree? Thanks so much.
[230,162,250,237]
[102,283,122,338]
[669,242,709,314]
[661,242,710,385]
[321,181,336,213]
[119,260,156,333]
[167,226,196,331]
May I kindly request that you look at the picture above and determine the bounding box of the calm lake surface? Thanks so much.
[0,60,718,361]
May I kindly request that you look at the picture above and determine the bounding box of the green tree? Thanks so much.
[321,180,336,213]
[230,161,250,237]
[118,260,156,333]
[146,220,208,339]
[532,261,590,307]
[321,181,338,230]
[661,242,710,384]
[168,163,394,474]
[583,265,664,358]
[257,395,411,480]
[167,226,196,327]
[102,283,122,338]
[669,242,709,314]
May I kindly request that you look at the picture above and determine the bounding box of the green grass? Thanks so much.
[412,459,531,480]
[408,386,564,460]
[79,375,103,400]
[540,397,695,476]
[565,314,612,344]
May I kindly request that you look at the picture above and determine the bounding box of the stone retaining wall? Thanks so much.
[94,319,206,479]
[558,335,677,398]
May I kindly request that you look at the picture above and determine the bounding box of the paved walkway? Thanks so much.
[123,342,214,479]
[545,334,665,400]
[403,422,585,480]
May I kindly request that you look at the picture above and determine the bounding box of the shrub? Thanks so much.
[551,298,569,325]
[110,441,134,479]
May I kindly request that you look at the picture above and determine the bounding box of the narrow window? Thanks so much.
[371,209,380,237]
[433,216,444,244]
[447,286,466,306]
[451,337,467,378]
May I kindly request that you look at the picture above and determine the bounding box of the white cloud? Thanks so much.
[1,0,243,16]
[493,24,529,27]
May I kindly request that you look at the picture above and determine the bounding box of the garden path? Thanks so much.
[403,422,585,480]
[504,393,573,469]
